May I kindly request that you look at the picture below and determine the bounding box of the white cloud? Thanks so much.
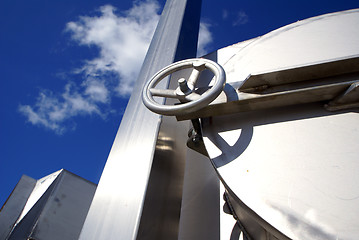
[222,9,249,27]
[19,0,213,134]
[222,9,229,20]
[233,10,248,26]
[20,1,161,134]
[19,105,63,133]
[197,21,213,56]
[19,83,103,134]
[83,78,109,103]
[62,84,101,115]
[66,2,160,96]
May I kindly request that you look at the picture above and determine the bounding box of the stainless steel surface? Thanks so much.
[178,148,220,240]
[0,175,36,239]
[203,105,359,240]
[177,68,359,120]
[135,115,189,240]
[238,56,359,91]
[79,0,202,239]
[326,81,359,110]
[26,171,96,240]
[15,170,62,224]
[142,58,226,116]
[201,9,359,240]
[5,170,96,240]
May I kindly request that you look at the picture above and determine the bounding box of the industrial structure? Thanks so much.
[0,170,96,239]
[1,0,359,239]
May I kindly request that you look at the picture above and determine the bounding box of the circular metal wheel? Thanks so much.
[142,58,226,116]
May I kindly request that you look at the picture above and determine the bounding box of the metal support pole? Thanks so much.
[79,0,202,239]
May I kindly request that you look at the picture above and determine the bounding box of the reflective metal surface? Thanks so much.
[142,58,226,116]
[178,148,221,240]
[177,57,359,120]
[4,170,96,240]
[79,0,202,239]
[201,9,359,240]
[0,175,36,239]
[203,105,359,239]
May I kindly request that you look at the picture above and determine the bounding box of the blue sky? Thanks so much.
[1,0,358,207]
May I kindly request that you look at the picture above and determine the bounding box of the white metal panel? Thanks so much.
[202,9,359,240]
[223,9,359,86]
[203,105,359,239]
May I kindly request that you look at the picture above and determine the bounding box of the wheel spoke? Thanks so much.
[142,58,225,116]
[187,63,206,87]
[184,92,201,101]
[149,88,178,99]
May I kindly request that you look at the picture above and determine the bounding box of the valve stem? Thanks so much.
[178,78,191,94]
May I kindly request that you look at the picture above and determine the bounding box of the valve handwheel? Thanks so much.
[142,58,226,116]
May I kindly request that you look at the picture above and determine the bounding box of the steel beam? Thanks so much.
[79,0,201,239]
[176,56,359,121]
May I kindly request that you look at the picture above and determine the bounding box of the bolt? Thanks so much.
[192,135,200,143]
[178,78,190,94]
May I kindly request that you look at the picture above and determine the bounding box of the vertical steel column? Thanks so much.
[79,0,202,239]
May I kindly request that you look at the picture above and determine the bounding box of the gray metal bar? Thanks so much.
[0,175,36,240]
[326,82,359,110]
[239,55,359,91]
[79,0,201,239]
[176,69,359,120]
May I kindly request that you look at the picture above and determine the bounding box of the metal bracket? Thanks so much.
[325,82,359,111]
[222,192,252,240]
[176,56,359,121]
[186,119,209,157]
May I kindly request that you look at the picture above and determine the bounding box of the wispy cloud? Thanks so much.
[19,83,103,134]
[222,9,229,20]
[233,10,249,26]
[222,9,249,26]
[66,3,160,96]
[19,1,160,134]
[19,0,212,134]
[197,21,213,56]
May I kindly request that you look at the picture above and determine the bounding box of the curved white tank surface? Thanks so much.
[202,9,359,240]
